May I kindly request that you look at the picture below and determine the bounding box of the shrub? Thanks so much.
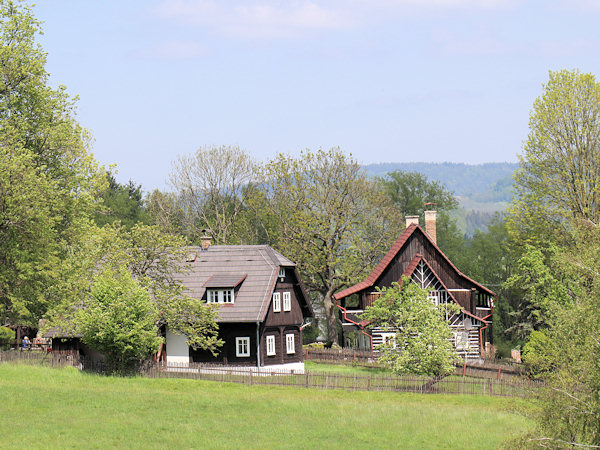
[0,326,14,345]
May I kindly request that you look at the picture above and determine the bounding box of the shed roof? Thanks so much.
[179,245,312,323]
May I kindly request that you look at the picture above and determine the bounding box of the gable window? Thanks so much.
[272,292,281,312]
[283,292,291,311]
[286,333,295,354]
[266,335,276,356]
[236,337,250,357]
[278,267,285,279]
[207,288,234,304]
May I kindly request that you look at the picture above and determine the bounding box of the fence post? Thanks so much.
[488,378,493,396]
[497,367,501,381]
[249,369,253,386]
[463,360,467,377]
[305,372,309,388]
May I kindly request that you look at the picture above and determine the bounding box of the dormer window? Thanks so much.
[207,288,234,304]
[203,273,246,305]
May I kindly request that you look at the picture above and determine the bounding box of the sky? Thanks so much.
[31,0,600,191]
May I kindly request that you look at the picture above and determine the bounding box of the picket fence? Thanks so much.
[0,350,539,398]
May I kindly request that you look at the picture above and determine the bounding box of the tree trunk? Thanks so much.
[322,290,339,345]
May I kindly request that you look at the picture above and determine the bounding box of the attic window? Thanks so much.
[278,267,285,279]
[207,288,234,304]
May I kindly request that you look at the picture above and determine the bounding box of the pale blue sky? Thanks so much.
[32,0,600,190]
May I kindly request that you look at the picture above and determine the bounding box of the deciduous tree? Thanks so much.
[48,223,222,354]
[0,0,105,326]
[361,278,459,376]
[169,145,257,244]
[254,148,402,343]
[510,69,600,247]
[77,266,163,374]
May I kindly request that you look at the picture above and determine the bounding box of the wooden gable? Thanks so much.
[334,224,495,319]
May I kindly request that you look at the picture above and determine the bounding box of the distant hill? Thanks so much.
[364,162,519,236]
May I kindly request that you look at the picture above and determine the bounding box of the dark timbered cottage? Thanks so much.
[166,243,313,370]
[334,212,495,359]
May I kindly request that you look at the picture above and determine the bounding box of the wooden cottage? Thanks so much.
[334,212,495,359]
[166,244,313,370]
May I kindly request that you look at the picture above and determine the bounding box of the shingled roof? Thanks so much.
[179,245,312,323]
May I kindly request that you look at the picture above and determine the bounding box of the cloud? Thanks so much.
[154,0,353,38]
[153,0,516,39]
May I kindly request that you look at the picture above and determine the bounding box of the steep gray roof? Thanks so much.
[179,245,301,323]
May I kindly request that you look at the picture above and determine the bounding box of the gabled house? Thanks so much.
[167,241,313,370]
[334,211,495,359]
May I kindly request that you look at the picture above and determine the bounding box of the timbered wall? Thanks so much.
[360,230,493,314]
[260,326,303,365]
[263,271,305,328]
[190,323,258,365]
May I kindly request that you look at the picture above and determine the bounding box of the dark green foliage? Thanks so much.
[94,173,149,229]
[380,170,458,215]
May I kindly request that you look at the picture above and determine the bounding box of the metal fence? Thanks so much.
[0,350,539,398]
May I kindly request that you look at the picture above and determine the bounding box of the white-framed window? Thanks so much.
[207,288,234,304]
[286,333,295,354]
[266,335,276,356]
[278,267,285,279]
[381,332,397,348]
[236,337,250,357]
[283,292,291,311]
[272,292,281,312]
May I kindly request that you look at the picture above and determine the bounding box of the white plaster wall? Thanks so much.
[166,328,190,366]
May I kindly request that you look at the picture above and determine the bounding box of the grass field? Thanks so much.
[0,363,533,448]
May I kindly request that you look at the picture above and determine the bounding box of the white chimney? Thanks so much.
[405,215,419,228]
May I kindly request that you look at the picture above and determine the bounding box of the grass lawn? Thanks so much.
[0,363,532,449]
[305,360,394,375]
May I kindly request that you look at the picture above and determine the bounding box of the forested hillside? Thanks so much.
[364,162,517,199]
[364,162,518,236]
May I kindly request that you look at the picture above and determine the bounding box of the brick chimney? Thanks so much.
[405,215,419,228]
[200,231,212,250]
[424,210,437,244]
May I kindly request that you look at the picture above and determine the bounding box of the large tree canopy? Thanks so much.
[511,69,600,246]
[507,70,600,447]
[0,0,105,326]
[254,148,402,343]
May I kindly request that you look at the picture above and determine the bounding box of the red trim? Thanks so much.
[336,302,373,351]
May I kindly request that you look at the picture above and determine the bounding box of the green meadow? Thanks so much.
[0,363,532,449]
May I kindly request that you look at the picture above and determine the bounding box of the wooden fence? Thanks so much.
[304,347,379,367]
[304,347,526,380]
[0,350,539,397]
